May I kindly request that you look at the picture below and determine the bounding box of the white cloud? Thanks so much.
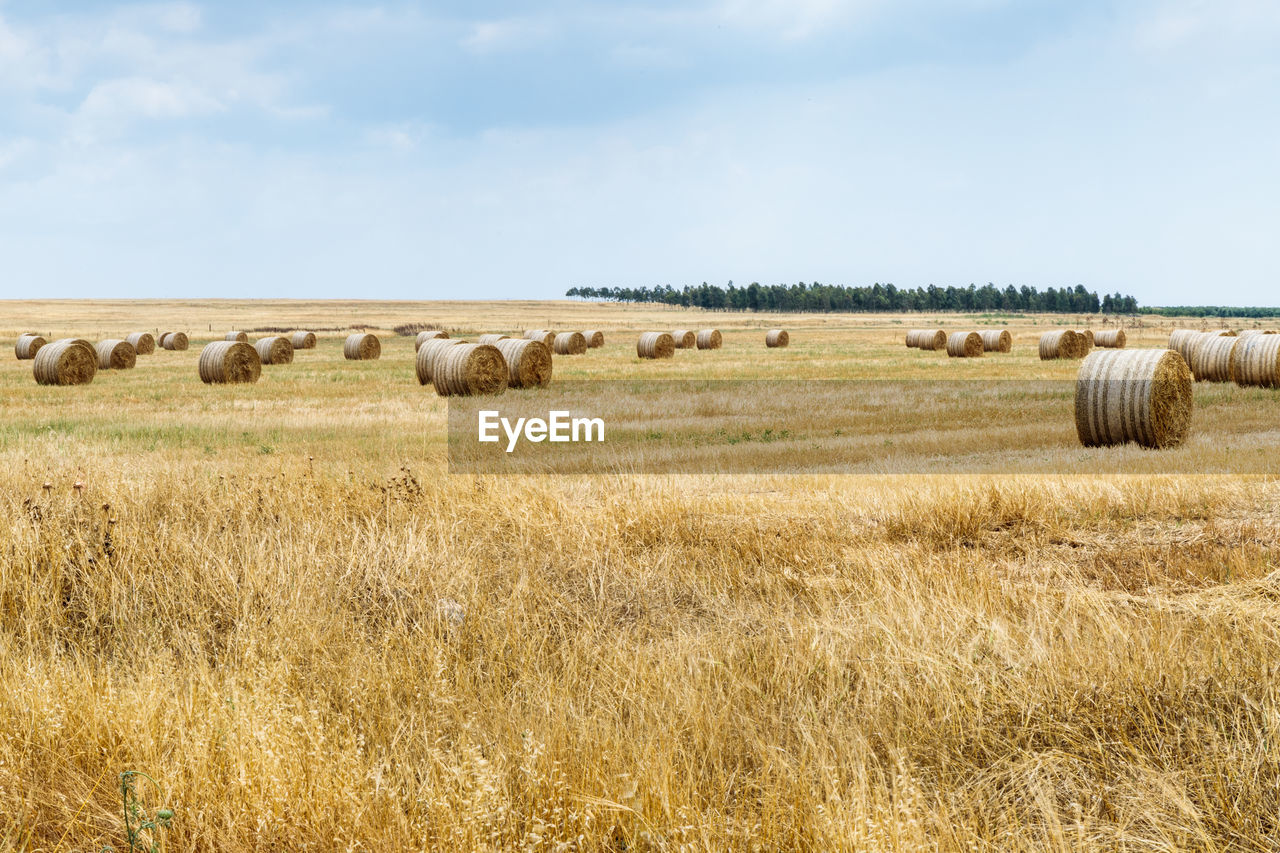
[79,76,225,118]
[461,17,557,53]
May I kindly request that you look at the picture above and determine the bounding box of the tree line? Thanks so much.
[1143,306,1280,319]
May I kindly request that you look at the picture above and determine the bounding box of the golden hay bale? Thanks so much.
[33,339,97,386]
[198,341,261,384]
[766,329,789,348]
[671,329,696,349]
[255,336,294,365]
[494,338,553,388]
[1169,329,1230,364]
[524,330,556,348]
[15,334,45,360]
[1093,329,1126,348]
[637,332,675,359]
[344,333,381,360]
[225,331,249,342]
[1233,334,1280,388]
[906,329,947,350]
[415,330,448,351]
[1075,329,1095,347]
[477,334,510,346]
[415,338,463,385]
[977,329,1011,353]
[125,332,155,355]
[1075,349,1192,449]
[162,332,189,351]
[553,331,587,355]
[95,339,136,370]
[1039,330,1082,360]
[1189,334,1239,383]
[583,330,605,348]
[432,343,508,396]
[696,329,722,350]
[157,332,173,347]
[291,331,317,349]
[946,331,984,358]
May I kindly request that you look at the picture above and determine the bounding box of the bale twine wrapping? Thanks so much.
[1170,329,1231,364]
[671,330,696,349]
[198,341,261,384]
[907,329,947,350]
[1039,330,1083,360]
[978,330,1012,353]
[95,339,137,370]
[291,331,317,350]
[766,329,789,348]
[1075,349,1193,449]
[126,332,155,355]
[1093,329,1126,349]
[947,331,984,358]
[432,343,508,396]
[255,336,295,365]
[494,338,553,389]
[553,331,587,355]
[415,330,448,351]
[696,329,723,350]
[477,334,510,346]
[344,333,381,360]
[162,332,189,351]
[415,338,464,385]
[583,330,605,348]
[33,339,97,386]
[637,332,675,359]
[524,330,556,348]
[225,331,249,342]
[1189,334,1240,383]
[15,334,46,360]
[1233,334,1280,388]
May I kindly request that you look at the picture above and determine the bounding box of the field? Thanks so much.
[2,300,1278,852]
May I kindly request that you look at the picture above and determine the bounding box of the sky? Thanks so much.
[0,0,1276,305]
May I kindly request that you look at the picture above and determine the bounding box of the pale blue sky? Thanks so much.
[0,1,1276,305]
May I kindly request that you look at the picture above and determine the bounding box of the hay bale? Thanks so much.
[33,339,97,386]
[1075,349,1193,449]
[415,330,448,351]
[477,334,510,346]
[1189,334,1239,383]
[125,332,155,355]
[1233,334,1280,388]
[198,341,261,384]
[1093,329,1126,349]
[524,330,556,348]
[414,338,463,385]
[907,329,947,350]
[1237,329,1278,338]
[671,330,696,349]
[583,330,604,348]
[494,338,553,388]
[432,343,508,396]
[1170,329,1231,364]
[637,332,675,359]
[291,331,317,349]
[254,336,294,365]
[95,339,137,370]
[162,332,189,351]
[225,331,249,342]
[15,334,46,360]
[553,331,587,355]
[946,331,984,358]
[696,329,722,350]
[766,329,789,348]
[157,332,173,348]
[1075,330,1095,348]
[344,333,381,360]
[1039,330,1083,360]
[977,329,1011,353]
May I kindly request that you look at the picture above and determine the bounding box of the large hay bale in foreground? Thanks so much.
[553,331,587,355]
[1169,329,1231,364]
[477,334,510,346]
[583,330,604,348]
[415,330,448,351]
[162,332,189,351]
[978,329,1011,353]
[15,334,45,360]
[198,341,261,384]
[432,343,508,396]
[1189,334,1239,383]
[906,329,946,350]
[1233,334,1280,388]
[671,330,696,349]
[766,329,789,348]
[696,329,723,350]
[637,332,675,359]
[494,338,553,388]
[95,339,136,370]
[344,333,381,360]
[225,331,248,342]
[291,331,317,350]
[1039,330,1083,360]
[1093,329,1126,349]
[125,332,155,355]
[255,336,294,365]
[524,330,556,348]
[1075,349,1192,449]
[415,338,463,385]
[33,339,97,386]
[947,331,984,358]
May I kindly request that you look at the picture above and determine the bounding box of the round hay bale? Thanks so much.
[696,329,722,350]
[1039,330,1082,360]
[125,332,155,355]
[477,334,510,346]
[583,330,604,348]
[162,332,189,351]
[494,338,553,388]
[157,332,173,348]
[225,331,249,343]
[638,332,675,359]
[15,334,46,360]
[1093,329,1126,349]
[1189,334,1239,383]
[977,329,1011,353]
[1233,334,1280,388]
[432,343,508,396]
[1170,329,1230,363]
[344,333,381,360]
[1075,329,1095,347]
[415,338,463,385]
[291,331,317,349]
[524,330,556,348]
[671,330,696,349]
[415,330,448,351]
[198,341,261,384]
[33,339,97,386]
[946,331,984,358]
[1075,349,1193,449]
[553,331,587,355]
[766,329,789,348]
[254,336,294,365]
[1237,329,1278,338]
[95,339,136,370]
[907,329,947,350]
